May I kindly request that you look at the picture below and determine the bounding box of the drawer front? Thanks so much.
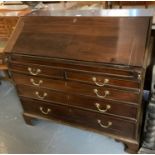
[17,85,68,105]
[67,82,139,104]
[11,17,149,67]
[69,94,138,120]
[21,97,70,120]
[13,73,139,104]
[9,61,64,79]
[66,71,140,90]
[16,81,138,119]
[11,54,142,80]
[21,97,136,139]
[69,108,136,139]
[12,73,66,90]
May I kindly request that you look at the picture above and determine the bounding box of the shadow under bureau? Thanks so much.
[5,10,153,153]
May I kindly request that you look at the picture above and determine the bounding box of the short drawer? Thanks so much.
[9,61,64,79]
[66,71,140,90]
[69,94,138,120]
[21,97,70,120]
[69,108,136,139]
[17,85,68,105]
[12,73,66,90]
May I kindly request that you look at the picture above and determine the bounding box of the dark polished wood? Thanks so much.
[10,61,64,79]
[13,73,138,120]
[21,97,136,138]
[69,106,136,138]
[17,84,68,105]
[21,97,70,120]
[17,83,138,120]
[13,73,140,104]
[12,67,140,91]
[11,16,150,67]
[68,93,138,120]
[6,10,153,153]
[67,70,140,90]
[23,113,34,125]
[9,54,142,79]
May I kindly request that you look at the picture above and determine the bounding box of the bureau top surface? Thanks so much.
[6,9,152,67]
[29,9,154,17]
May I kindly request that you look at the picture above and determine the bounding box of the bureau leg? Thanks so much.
[124,142,139,154]
[23,114,33,125]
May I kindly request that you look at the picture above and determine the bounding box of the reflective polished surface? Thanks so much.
[0,80,125,153]
[29,9,155,28]
[30,8,155,17]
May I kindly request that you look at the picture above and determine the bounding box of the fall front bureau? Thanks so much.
[5,10,153,153]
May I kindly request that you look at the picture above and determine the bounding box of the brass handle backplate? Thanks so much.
[30,78,43,87]
[92,77,109,87]
[35,91,47,99]
[39,106,51,115]
[97,119,112,128]
[94,89,110,99]
[28,67,41,76]
[95,103,111,113]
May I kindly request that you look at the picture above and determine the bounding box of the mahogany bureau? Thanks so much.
[5,10,153,153]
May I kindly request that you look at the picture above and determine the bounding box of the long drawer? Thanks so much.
[21,97,136,139]
[17,84,138,120]
[13,73,139,104]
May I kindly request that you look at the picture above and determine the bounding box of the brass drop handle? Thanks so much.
[28,67,41,76]
[30,78,43,87]
[97,119,112,128]
[95,103,111,113]
[92,77,109,87]
[35,91,47,99]
[39,106,51,115]
[94,89,110,99]
[138,74,141,80]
